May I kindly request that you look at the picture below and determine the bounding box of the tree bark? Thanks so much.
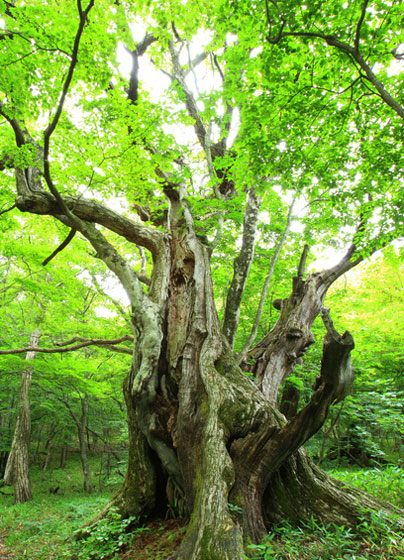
[42,424,57,475]
[2,6,403,557]
[222,188,261,347]
[263,447,397,527]
[3,330,40,503]
[242,247,360,406]
[15,189,403,559]
[59,444,67,469]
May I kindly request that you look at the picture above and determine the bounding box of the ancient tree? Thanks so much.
[0,0,403,558]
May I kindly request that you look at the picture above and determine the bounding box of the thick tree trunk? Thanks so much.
[14,190,402,558]
[99,218,402,560]
[3,330,40,503]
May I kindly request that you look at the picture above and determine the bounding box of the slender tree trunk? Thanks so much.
[0,451,9,479]
[237,197,295,363]
[42,424,57,475]
[78,395,92,493]
[3,330,40,503]
[222,188,261,347]
[59,444,67,469]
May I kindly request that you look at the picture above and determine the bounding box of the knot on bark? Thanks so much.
[286,327,303,339]
[272,298,286,310]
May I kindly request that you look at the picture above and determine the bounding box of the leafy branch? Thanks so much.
[43,0,95,218]
[266,2,404,122]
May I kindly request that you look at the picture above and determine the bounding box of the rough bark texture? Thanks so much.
[263,448,397,527]
[15,188,404,559]
[242,254,358,406]
[10,172,403,558]
[3,8,402,558]
[3,330,40,503]
[222,188,261,348]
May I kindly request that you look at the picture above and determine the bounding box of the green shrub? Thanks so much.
[71,508,142,560]
[330,465,404,507]
[244,512,404,560]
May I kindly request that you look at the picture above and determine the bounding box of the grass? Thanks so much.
[330,464,404,508]
[0,460,403,560]
[0,456,118,560]
[246,515,404,560]
[246,464,404,560]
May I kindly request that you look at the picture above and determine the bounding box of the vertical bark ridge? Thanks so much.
[178,243,244,559]
[4,329,40,503]
[243,272,324,404]
[222,188,261,348]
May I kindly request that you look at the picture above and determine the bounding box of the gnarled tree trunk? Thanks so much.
[14,184,402,558]
[2,3,403,557]
[11,175,402,558]
[82,197,401,560]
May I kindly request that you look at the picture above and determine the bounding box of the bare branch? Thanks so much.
[0,29,71,57]
[222,188,262,347]
[184,52,209,77]
[322,215,368,287]
[0,335,134,356]
[355,0,369,53]
[89,273,132,327]
[169,40,209,151]
[297,244,309,279]
[391,46,404,60]
[15,190,164,256]
[237,198,295,363]
[42,228,77,266]
[0,204,16,216]
[125,33,156,105]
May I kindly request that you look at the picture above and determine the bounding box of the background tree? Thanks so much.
[0,215,130,497]
[0,1,403,559]
[3,330,40,503]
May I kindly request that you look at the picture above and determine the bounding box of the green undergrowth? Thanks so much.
[245,514,404,560]
[0,457,118,560]
[0,464,403,560]
[330,465,404,508]
[245,464,404,560]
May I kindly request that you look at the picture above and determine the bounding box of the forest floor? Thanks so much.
[0,533,14,560]
[0,458,403,560]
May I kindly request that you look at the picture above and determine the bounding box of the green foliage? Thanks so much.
[0,1,403,557]
[0,457,122,559]
[245,505,404,559]
[331,465,404,508]
[71,509,141,560]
